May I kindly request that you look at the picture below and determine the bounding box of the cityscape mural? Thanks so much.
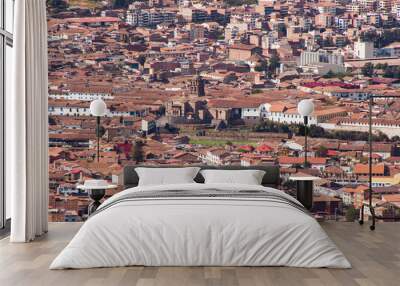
[47,0,400,222]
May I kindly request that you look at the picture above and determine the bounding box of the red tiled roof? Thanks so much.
[382,194,400,202]
[278,156,327,165]
[256,144,273,153]
[354,163,385,175]
[64,17,121,24]
[229,44,257,51]
[70,169,81,175]
[237,145,254,152]
[342,185,368,194]
[302,81,359,89]
[327,150,339,156]
[325,166,344,174]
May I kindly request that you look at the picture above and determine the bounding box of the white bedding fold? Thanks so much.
[50,183,351,269]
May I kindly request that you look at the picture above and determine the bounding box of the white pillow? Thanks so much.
[136,167,201,186]
[200,169,266,185]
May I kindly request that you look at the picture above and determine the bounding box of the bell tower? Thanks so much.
[188,72,205,97]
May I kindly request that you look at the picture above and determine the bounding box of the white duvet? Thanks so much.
[50,183,351,269]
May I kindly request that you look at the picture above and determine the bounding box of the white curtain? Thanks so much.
[8,0,49,242]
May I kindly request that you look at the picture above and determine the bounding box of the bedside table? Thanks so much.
[289,175,320,210]
[77,180,117,215]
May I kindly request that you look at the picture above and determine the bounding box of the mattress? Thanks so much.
[50,183,351,269]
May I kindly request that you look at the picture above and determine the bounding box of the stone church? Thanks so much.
[165,74,211,124]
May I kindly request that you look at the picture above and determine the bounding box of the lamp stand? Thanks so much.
[359,94,390,231]
[304,116,308,168]
[368,96,375,230]
[359,96,376,230]
[96,116,100,162]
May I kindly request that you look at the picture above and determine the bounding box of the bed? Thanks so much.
[50,165,351,269]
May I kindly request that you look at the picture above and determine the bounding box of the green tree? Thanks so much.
[360,29,400,48]
[48,117,57,126]
[361,63,374,77]
[137,55,146,66]
[223,0,257,6]
[345,205,358,222]
[251,89,263,94]
[252,119,391,142]
[131,140,145,163]
[47,0,68,9]
[254,61,268,73]
[269,55,280,71]
[383,66,400,78]
[375,63,388,70]
[391,135,400,142]
[316,146,328,157]
[112,0,132,8]
[323,70,335,78]
[277,25,287,37]
[369,131,389,142]
[309,125,325,138]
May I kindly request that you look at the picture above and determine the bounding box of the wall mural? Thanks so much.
[47,1,400,222]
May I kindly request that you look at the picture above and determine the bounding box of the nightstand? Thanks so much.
[289,175,320,210]
[77,180,117,215]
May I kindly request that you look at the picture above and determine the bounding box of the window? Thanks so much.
[1,0,14,232]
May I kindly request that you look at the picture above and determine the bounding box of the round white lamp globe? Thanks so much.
[297,99,314,117]
[90,99,107,117]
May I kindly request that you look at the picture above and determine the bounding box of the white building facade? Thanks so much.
[49,92,114,101]
[354,41,374,59]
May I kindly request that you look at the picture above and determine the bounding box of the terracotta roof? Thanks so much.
[208,148,230,157]
[229,44,257,51]
[382,194,400,203]
[363,143,392,153]
[64,17,121,24]
[325,165,344,174]
[49,147,66,157]
[207,98,264,108]
[339,143,364,152]
[327,150,339,156]
[354,163,385,175]
[256,144,273,153]
[269,103,292,113]
[172,152,199,161]
[313,107,347,117]
[278,156,327,165]
[342,185,368,194]
[387,157,400,163]
[49,133,94,140]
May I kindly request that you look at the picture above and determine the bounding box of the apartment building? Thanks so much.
[126,9,176,27]
[354,40,375,59]
[300,50,344,66]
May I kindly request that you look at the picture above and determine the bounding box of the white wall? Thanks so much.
[49,92,114,101]
[320,122,400,138]
[267,112,318,125]
[48,106,131,117]
[242,107,260,119]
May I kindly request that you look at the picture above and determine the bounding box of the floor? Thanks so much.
[0,222,399,286]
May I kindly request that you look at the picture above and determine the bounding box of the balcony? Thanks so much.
[0,222,399,286]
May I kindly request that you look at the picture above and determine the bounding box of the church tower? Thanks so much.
[188,72,205,97]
